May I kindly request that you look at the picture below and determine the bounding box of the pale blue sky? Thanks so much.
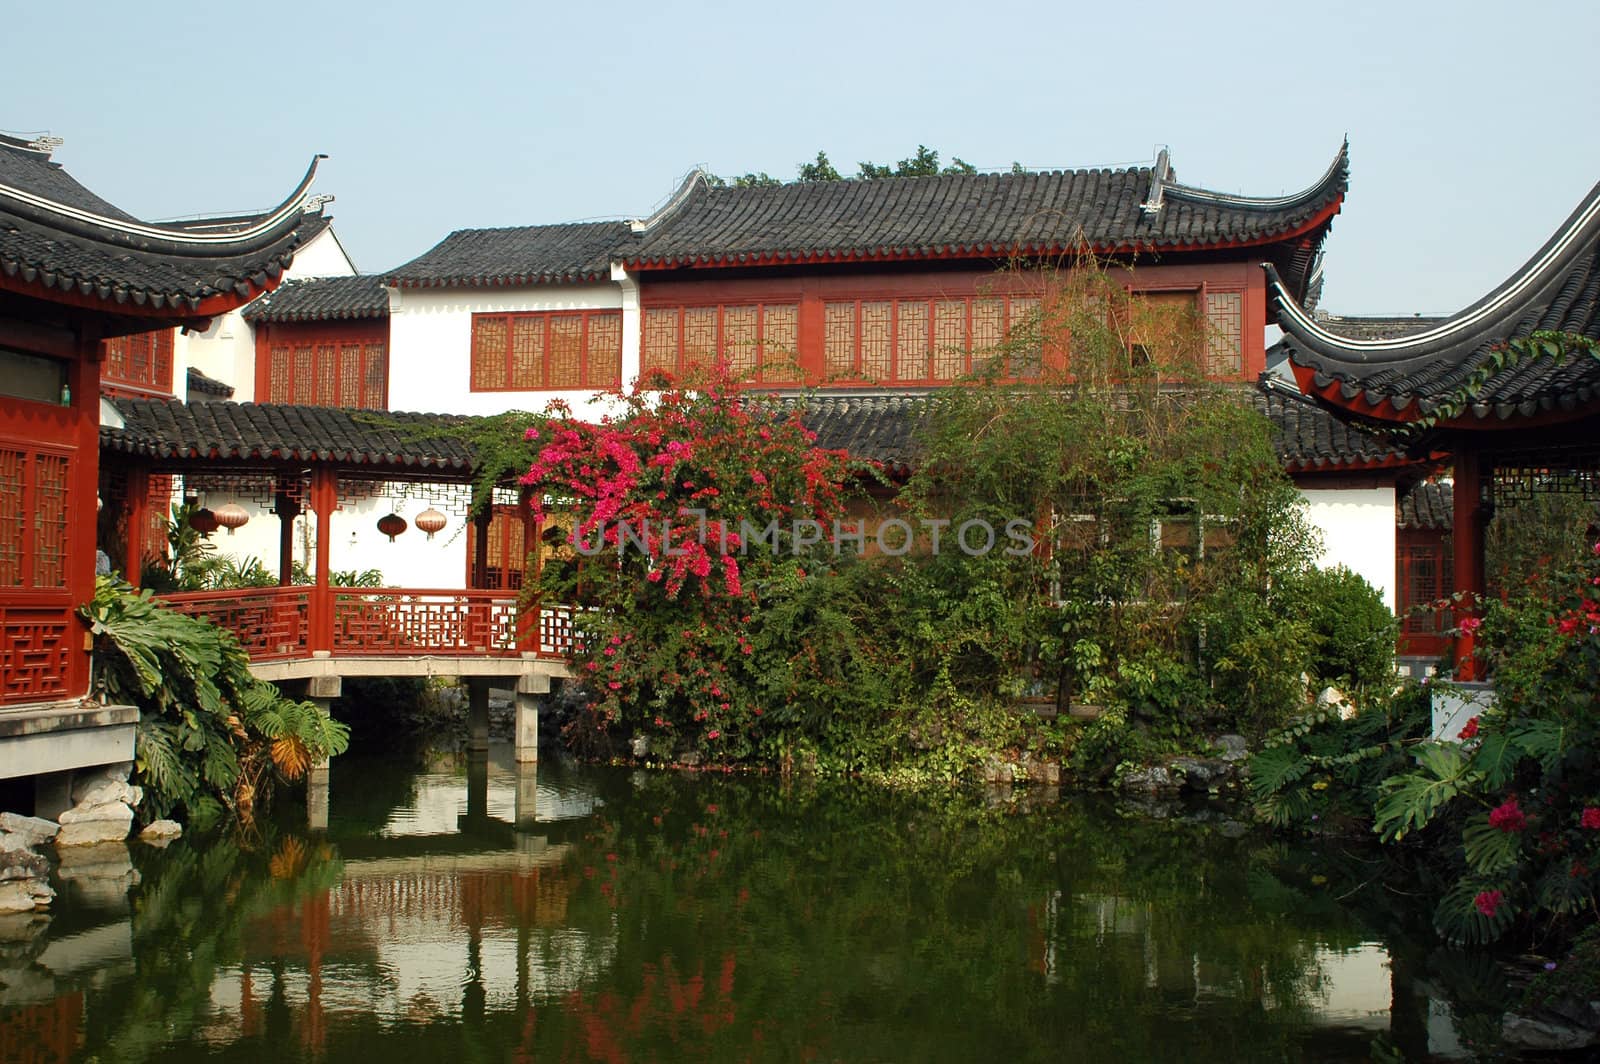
[10,1,1600,317]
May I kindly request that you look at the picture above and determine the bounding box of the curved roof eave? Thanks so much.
[1268,175,1600,369]
[0,155,327,258]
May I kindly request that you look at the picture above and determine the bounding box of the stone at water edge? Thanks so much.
[55,817,133,848]
[0,881,52,914]
[0,813,59,848]
[1502,1013,1599,1051]
[57,801,134,827]
[0,850,48,883]
[1119,765,1176,793]
[139,819,182,841]
[630,736,649,758]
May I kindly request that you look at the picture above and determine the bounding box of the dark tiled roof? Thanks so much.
[626,147,1348,277]
[102,399,477,471]
[1270,179,1600,423]
[386,221,629,288]
[1398,481,1452,531]
[185,366,234,400]
[797,393,932,474]
[793,380,1404,474]
[0,139,330,319]
[1317,315,1448,341]
[242,275,389,322]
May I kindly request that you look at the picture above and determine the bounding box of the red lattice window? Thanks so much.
[470,506,528,590]
[641,303,799,384]
[823,295,1041,384]
[102,330,175,395]
[470,311,623,391]
[1399,540,1454,636]
[0,442,72,591]
[267,337,387,408]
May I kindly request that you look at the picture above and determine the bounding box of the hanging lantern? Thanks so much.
[214,502,250,535]
[415,507,447,540]
[377,513,408,542]
[188,507,219,536]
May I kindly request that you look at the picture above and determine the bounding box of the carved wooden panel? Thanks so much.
[1,610,72,704]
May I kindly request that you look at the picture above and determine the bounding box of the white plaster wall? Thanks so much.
[1299,484,1397,611]
[194,492,469,590]
[175,227,358,403]
[385,276,635,418]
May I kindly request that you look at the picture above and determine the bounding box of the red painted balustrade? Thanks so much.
[159,586,310,661]
[159,586,575,663]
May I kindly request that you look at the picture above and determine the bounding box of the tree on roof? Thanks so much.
[716,147,978,188]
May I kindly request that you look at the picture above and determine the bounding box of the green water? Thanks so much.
[1,747,1484,1061]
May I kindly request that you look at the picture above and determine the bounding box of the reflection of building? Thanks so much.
[0,131,326,795]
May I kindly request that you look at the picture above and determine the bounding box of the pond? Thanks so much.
[1,745,1499,1061]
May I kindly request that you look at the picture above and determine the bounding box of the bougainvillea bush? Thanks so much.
[1252,535,1600,946]
[522,368,872,761]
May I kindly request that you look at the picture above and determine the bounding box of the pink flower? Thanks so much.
[1474,889,1504,917]
[1459,616,1482,635]
[1488,798,1527,833]
[1458,717,1479,740]
[1581,807,1600,830]
[607,681,621,690]
[707,729,721,740]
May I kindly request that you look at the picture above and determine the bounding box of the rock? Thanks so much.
[1215,734,1250,762]
[0,814,59,848]
[1119,766,1176,794]
[1041,761,1062,787]
[678,751,702,768]
[0,850,48,883]
[980,756,1010,784]
[1170,757,1234,791]
[630,736,649,758]
[55,818,132,847]
[1502,1012,1599,1051]
[1316,686,1357,721]
[1217,819,1251,839]
[69,779,141,811]
[138,820,182,841]
[58,801,134,827]
[0,882,45,914]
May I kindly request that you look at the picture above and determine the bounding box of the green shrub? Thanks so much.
[1293,566,1397,693]
[85,577,349,825]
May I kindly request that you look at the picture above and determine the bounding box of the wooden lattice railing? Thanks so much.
[159,586,574,663]
[159,587,310,662]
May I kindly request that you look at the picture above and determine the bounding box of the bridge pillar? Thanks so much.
[514,672,547,764]
[307,756,329,832]
[513,760,538,829]
[466,679,491,753]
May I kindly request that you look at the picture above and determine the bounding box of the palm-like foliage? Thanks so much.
[84,577,350,824]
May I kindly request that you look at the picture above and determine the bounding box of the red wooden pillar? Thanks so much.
[518,487,539,651]
[122,465,149,587]
[472,507,492,589]
[309,466,337,653]
[1452,448,1487,680]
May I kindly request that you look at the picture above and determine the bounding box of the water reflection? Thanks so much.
[0,747,1493,1062]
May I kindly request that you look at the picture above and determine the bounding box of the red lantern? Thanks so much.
[188,507,219,536]
[415,507,447,540]
[215,502,250,535]
[377,513,408,542]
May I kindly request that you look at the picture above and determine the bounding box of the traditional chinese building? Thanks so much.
[0,131,328,793]
[1269,177,1600,676]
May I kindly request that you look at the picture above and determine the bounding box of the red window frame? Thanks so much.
[101,329,175,397]
[469,310,623,392]
[641,301,801,384]
[257,321,389,409]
